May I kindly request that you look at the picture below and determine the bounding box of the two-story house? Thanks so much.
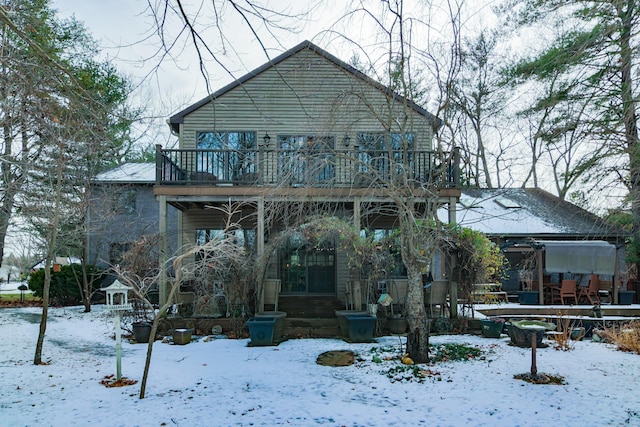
[153,40,461,318]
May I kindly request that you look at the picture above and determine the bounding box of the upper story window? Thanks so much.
[278,135,335,185]
[356,133,415,178]
[195,131,256,181]
[357,132,415,150]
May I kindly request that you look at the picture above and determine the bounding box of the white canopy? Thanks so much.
[540,240,616,275]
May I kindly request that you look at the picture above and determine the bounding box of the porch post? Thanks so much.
[537,248,544,304]
[353,197,361,228]
[257,197,265,312]
[352,197,362,309]
[448,196,457,224]
[158,195,168,306]
[448,196,458,319]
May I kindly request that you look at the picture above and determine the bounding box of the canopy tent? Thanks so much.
[539,240,617,276]
[502,239,621,305]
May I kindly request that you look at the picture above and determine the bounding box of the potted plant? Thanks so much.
[479,317,505,338]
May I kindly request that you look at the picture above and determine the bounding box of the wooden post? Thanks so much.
[448,196,457,319]
[537,248,544,304]
[530,330,538,378]
[158,195,168,306]
[257,197,265,312]
[115,311,122,381]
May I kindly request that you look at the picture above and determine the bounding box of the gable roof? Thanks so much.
[441,188,624,241]
[168,40,438,134]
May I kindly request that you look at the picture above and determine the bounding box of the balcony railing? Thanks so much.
[155,145,460,189]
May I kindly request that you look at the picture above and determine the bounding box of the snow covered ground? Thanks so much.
[1,305,639,427]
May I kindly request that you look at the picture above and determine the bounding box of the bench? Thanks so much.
[472,283,509,304]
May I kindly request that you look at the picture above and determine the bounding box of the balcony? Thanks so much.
[155,146,460,189]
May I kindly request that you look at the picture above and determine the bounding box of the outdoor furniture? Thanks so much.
[472,283,508,303]
[599,279,612,303]
[425,280,449,317]
[559,279,578,304]
[578,274,600,305]
[544,282,562,304]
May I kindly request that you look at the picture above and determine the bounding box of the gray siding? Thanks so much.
[87,183,179,268]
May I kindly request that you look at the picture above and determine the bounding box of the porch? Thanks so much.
[155,146,461,189]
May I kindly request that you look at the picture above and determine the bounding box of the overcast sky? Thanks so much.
[50,0,346,147]
[48,1,497,146]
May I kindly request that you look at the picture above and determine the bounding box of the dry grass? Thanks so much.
[548,315,583,351]
[604,320,640,355]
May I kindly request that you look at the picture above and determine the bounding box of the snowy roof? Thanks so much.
[439,188,623,239]
[94,163,155,183]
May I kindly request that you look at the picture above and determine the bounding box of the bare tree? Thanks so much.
[451,29,508,188]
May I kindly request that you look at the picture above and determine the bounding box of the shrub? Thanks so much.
[549,315,581,351]
[604,321,640,355]
[28,264,104,306]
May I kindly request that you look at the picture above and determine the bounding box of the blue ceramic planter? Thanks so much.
[247,317,276,346]
[344,314,376,343]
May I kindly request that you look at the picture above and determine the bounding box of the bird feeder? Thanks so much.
[100,280,133,381]
[102,279,133,311]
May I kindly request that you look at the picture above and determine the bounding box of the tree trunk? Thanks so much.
[81,260,91,313]
[34,259,51,365]
[34,139,65,365]
[405,267,429,363]
[618,3,640,271]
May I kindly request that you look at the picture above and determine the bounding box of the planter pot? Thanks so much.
[517,291,539,305]
[254,311,287,340]
[570,327,586,341]
[172,328,194,345]
[132,322,152,343]
[335,310,368,338]
[388,316,407,334]
[246,317,276,346]
[479,319,504,338]
[344,314,376,343]
[618,291,635,305]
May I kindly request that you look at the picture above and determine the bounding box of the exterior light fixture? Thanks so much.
[263,133,271,146]
[344,135,351,147]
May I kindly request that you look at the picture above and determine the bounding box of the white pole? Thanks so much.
[115,311,122,381]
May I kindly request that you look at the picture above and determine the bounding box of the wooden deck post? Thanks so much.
[158,195,168,306]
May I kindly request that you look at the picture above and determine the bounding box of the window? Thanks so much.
[279,231,336,294]
[356,133,415,180]
[361,228,407,278]
[195,131,256,181]
[109,242,131,265]
[195,228,257,255]
[114,188,136,214]
[278,135,335,185]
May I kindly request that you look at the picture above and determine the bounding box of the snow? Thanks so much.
[2,306,640,427]
[94,163,155,183]
[438,190,567,235]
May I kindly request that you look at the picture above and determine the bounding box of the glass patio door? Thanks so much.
[280,247,336,294]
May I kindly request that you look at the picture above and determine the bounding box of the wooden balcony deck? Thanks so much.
[155,147,460,189]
